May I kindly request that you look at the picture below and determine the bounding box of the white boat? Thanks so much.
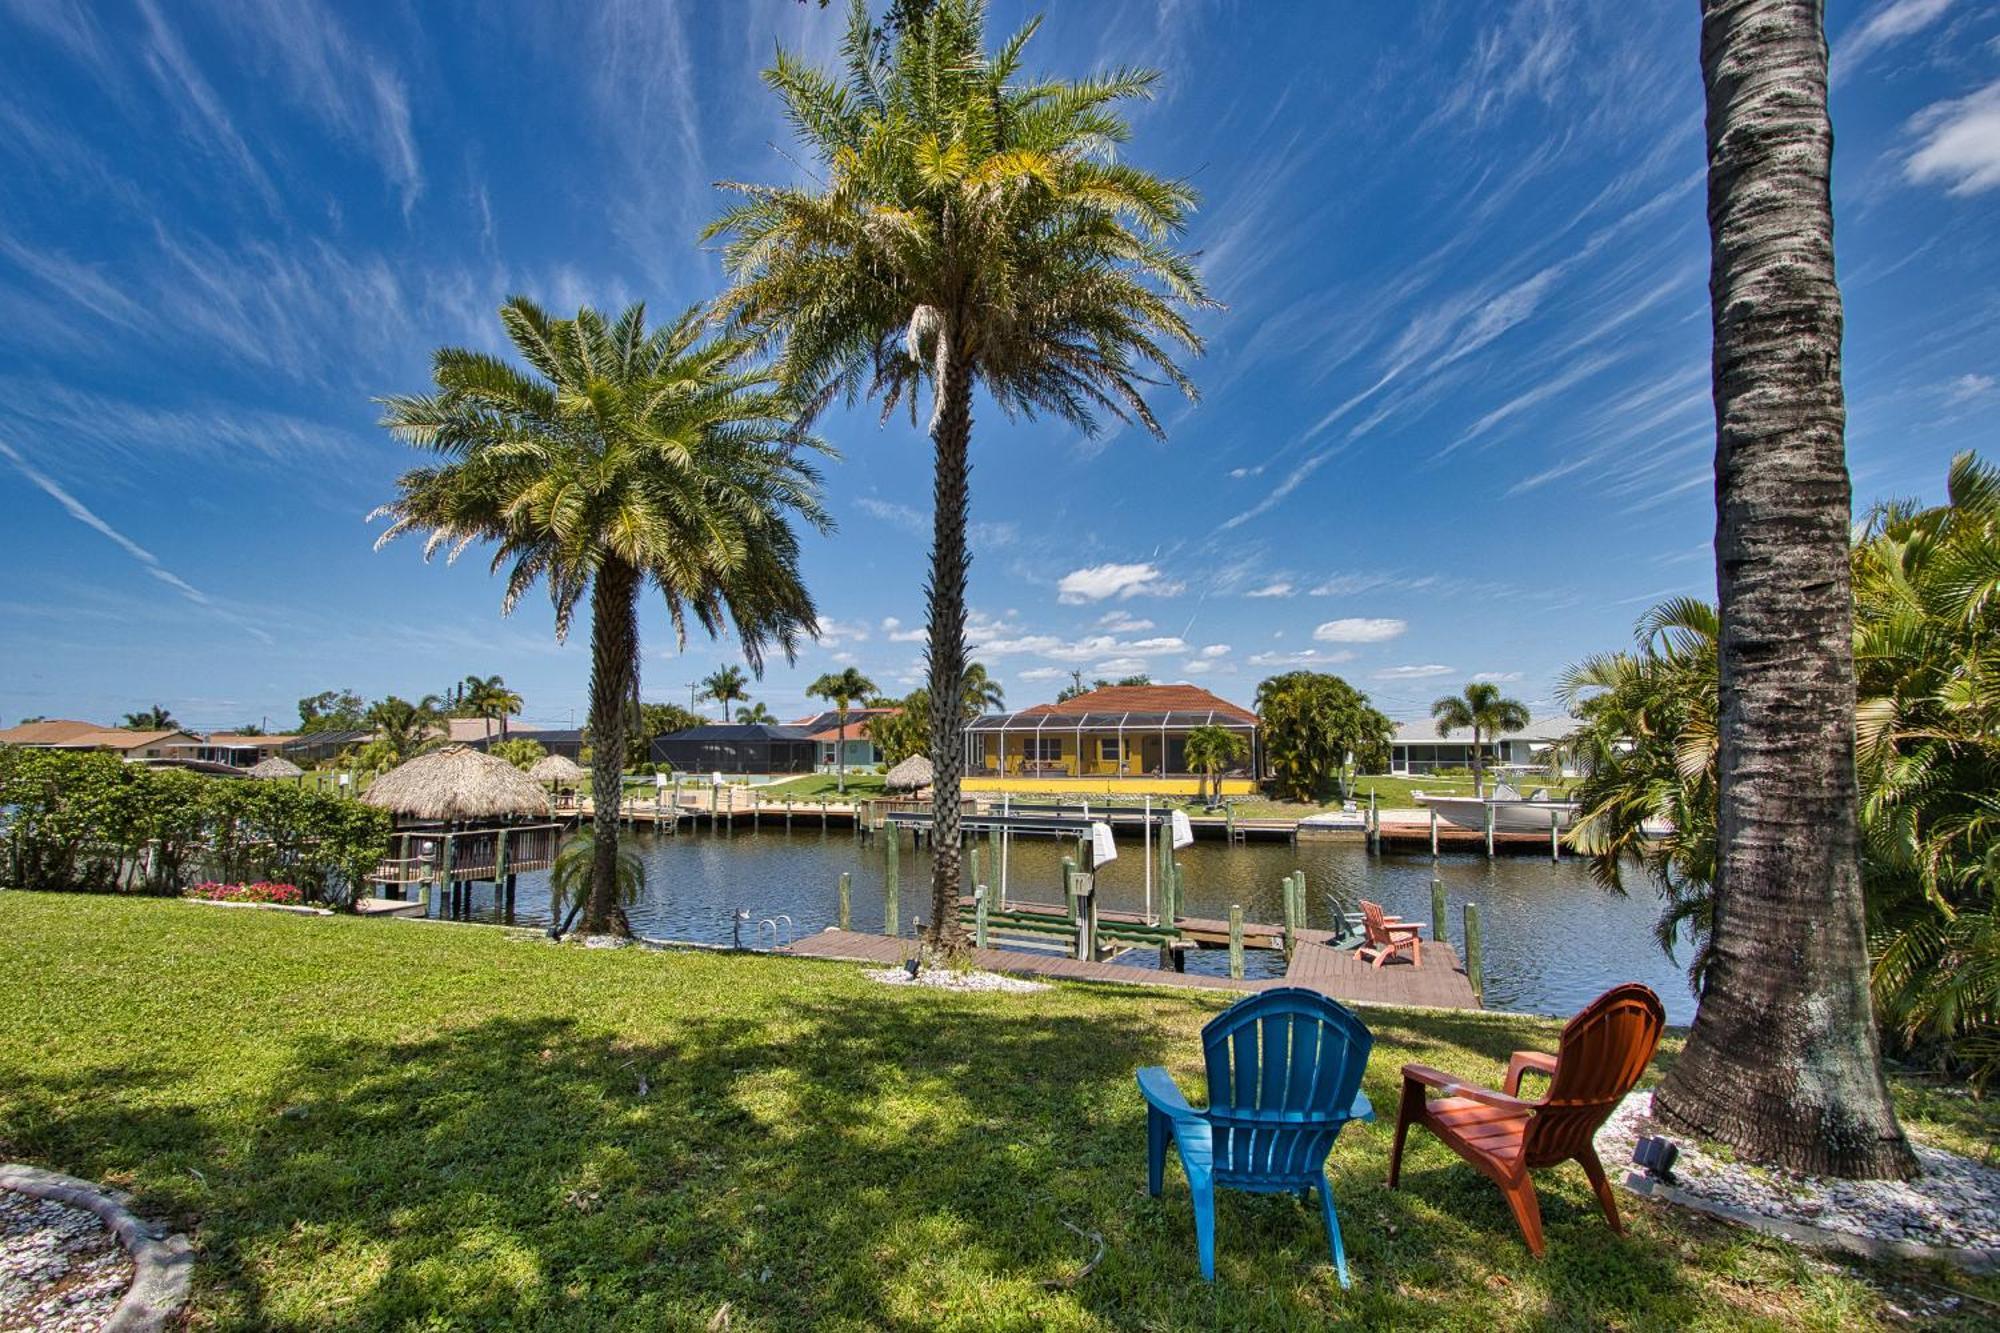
[1415,783,1579,833]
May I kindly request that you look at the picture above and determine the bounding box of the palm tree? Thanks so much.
[1646,1,1914,1180]
[122,705,178,730]
[1429,682,1529,798]
[738,701,777,724]
[365,695,443,765]
[1183,724,1248,810]
[461,674,524,741]
[375,298,827,935]
[700,666,751,723]
[961,662,1004,718]
[807,667,879,793]
[708,0,1208,950]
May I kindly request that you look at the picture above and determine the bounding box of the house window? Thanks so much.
[1024,737,1063,762]
[1098,738,1123,762]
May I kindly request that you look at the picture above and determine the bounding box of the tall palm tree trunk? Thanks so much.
[836,702,848,794]
[925,341,973,953]
[1472,725,1485,797]
[584,558,640,936]
[1653,0,1912,1179]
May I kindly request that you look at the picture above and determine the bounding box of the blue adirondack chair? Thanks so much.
[1137,987,1375,1286]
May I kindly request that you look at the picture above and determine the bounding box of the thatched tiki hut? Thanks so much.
[527,753,587,810]
[361,745,560,917]
[884,754,934,793]
[247,755,304,780]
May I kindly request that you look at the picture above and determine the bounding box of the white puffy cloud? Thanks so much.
[1092,656,1150,675]
[1245,582,1294,599]
[816,617,871,646]
[1097,609,1155,632]
[1905,79,2000,196]
[1056,561,1185,603]
[1313,617,1408,643]
[1374,663,1454,680]
[1016,666,1070,682]
[1199,643,1230,658]
[1943,372,1994,405]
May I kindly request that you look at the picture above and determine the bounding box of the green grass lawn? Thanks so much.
[0,894,1989,1330]
[759,773,888,799]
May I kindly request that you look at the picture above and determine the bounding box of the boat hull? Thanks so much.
[1418,795,1578,833]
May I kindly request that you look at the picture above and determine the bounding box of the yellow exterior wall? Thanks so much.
[962,774,1256,796]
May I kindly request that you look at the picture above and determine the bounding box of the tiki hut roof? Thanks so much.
[361,744,550,821]
[884,754,934,792]
[247,756,303,779]
[528,753,586,782]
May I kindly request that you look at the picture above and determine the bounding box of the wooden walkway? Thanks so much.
[781,928,1481,1011]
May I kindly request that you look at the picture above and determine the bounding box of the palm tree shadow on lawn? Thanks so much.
[9,991,1715,1328]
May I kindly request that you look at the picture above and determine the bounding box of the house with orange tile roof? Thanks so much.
[790,706,900,772]
[962,683,1260,796]
[0,718,203,760]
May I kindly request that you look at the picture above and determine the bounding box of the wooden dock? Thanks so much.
[781,928,1480,1011]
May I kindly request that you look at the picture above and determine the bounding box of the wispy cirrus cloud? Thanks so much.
[0,437,273,643]
[1904,79,2000,196]
[1056,562,1185,604]
[1314,617,1407,643]
[1374,663,1454,680]
[1833,0,1956,81]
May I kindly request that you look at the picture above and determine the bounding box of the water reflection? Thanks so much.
[452,826,1697,1023]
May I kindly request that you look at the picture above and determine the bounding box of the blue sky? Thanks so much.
[2,0,1996,734]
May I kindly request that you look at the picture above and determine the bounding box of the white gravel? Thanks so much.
[1598,1091,2000,1253]
[864,967,1049,993]
[0,1190,132,1333]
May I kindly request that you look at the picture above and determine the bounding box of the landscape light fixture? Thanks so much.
[1632,1135,1680,1185]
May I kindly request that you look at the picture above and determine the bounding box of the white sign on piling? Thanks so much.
[1170,809,1195,850]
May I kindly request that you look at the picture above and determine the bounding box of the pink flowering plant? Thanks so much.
[185,881,305,905]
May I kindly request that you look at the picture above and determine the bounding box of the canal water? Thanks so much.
[451,825,1699,1023]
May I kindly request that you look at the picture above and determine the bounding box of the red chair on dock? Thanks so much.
[1355,899,1423,968]
[1386,982,1665,1255]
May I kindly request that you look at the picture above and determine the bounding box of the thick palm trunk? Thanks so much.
[836,703,847,793]
[1654,0,1913,1179]
[924,341,973,954]
[584,558,640,936]
[1472,726,1485,797]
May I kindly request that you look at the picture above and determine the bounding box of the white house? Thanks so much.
[1387,716,1579,776]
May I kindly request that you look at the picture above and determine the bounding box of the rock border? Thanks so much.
[1620,1170,2000,1273]
[0,1164,191,1332]
[181,898,332,917]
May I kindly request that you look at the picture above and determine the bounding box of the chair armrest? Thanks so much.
[1504,1050,1558,1096]
[1399,1063,1537,1111]
[1136,1066,1206,1123]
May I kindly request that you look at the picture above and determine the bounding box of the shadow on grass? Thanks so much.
[6,975,1723,1329]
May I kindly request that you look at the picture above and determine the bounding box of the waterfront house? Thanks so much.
[962,683,1260,796]
[1387,716,1578,776]
[790,707,898,773]
[161,733,303,769]
[0,718,204,760]
[651,723,817,776]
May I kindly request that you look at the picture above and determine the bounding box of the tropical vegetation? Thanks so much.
[457,673,524,740]
[699,665,752,722]
[1255,671,1394,802]
[120,704,178,730]
[488,737,549,770]
[857,661,1002,766]
[708,0,1208,950]
[374,298,827,934]
[1182,723,1247,809]
[1565,453,2000,1089]
[0,749,389,902]
[1429,682,1530,798]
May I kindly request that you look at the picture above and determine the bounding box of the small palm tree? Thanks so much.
[1430,682,1530,797]
[548,830,644,938]
[961,662,1004,719]
[807,666,879,793]
[708,0,1209,950]
[375,298,828,935]
[1183,724,1248,810]
[461,674,524,741]
[365,695,443,764]
[122,705,178,730]
[738,701,776,724]
[701,666,751,723]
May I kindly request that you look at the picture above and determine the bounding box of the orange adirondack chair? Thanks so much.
[1355,899,1423,968]
[1386,982,1665,1255]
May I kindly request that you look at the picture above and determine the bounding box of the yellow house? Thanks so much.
[963,683,1260,796]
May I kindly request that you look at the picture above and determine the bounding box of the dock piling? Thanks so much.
[1483,803,1496,858]
[1463,902,1484,1002]
[838,871,851,931]
[1061,856,1077,919]
[884,835,900,936]
[974,885,989,949]
[1431,872,1447,945]
[1430,807,1439,857]
[1550,807,1561,862]
[1228,905,1245,980]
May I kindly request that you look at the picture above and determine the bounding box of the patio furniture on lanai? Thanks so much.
[1137,988,1375,1286]
[1386,982,1665,1256]
[1356,899,1424,968]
